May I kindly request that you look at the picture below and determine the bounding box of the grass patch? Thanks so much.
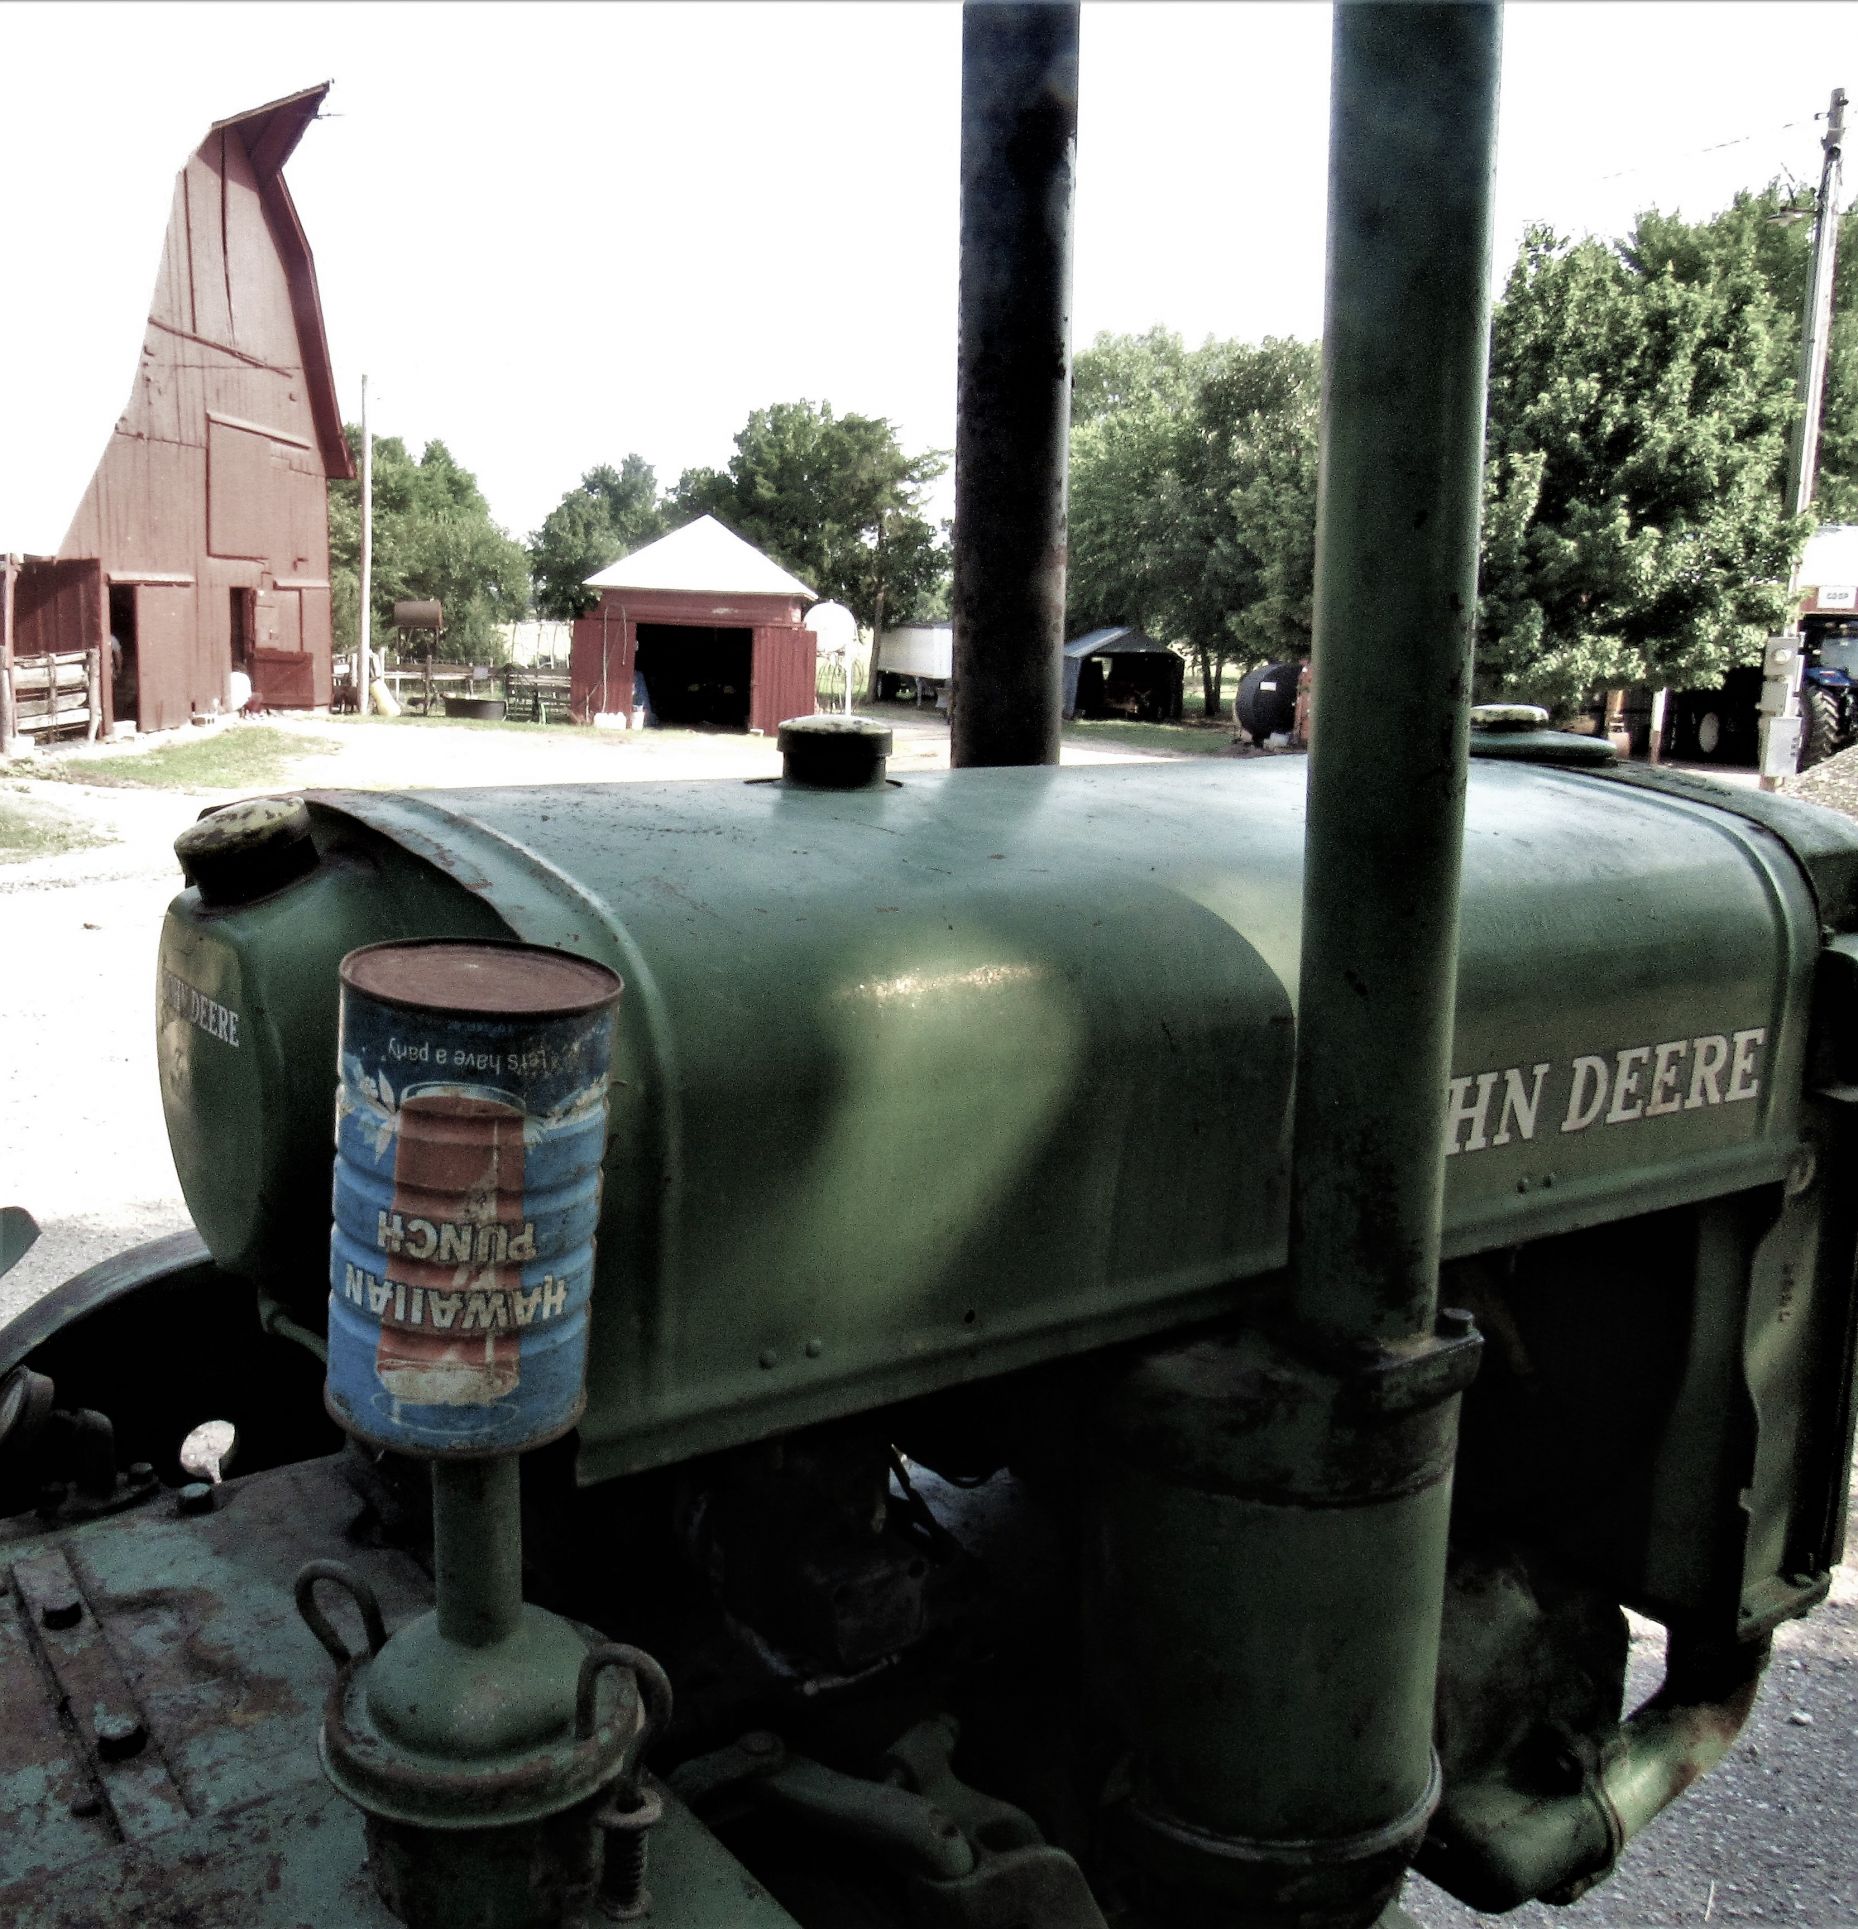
[351,711,600,739]
[0,796,110,864]
[341,712,727,749]
[37,726,339,791]
[1061,717,1240,757]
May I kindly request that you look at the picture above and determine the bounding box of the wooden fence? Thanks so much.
[371,662,573,723]
[2,648,101,744]
[501,668,573,723]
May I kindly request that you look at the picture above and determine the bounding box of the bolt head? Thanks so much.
[177,1481,216,1517]
[93,1710,146,1761]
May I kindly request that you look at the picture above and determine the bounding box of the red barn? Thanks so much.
[571,517,817,734]
[3,84,351,741]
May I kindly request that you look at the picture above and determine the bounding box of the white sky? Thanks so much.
[2,2,1849,553]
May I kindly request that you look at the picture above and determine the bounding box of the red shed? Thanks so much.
[6,85,351,740]
[571,517,817,734]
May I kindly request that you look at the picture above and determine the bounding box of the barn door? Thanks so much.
[133,586,197,732]
[571,611,636,723]
[252,589,311,708]
[749,625,817,736]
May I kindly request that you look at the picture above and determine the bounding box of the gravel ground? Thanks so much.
[1782,743,1858,820]
[6,723,1858,1923]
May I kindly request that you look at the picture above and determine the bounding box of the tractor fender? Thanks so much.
[0,1229,337,1482]
[0,1227,213,1377]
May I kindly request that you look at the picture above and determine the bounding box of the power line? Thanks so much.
[1588,114,1823,185]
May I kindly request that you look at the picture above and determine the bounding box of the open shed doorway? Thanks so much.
[107,585,139,728]
[1074,651,1182,722]
[635,624,752,730]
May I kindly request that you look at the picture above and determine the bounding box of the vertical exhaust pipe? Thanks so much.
[1289,2,1503,1353]
[1093,12,1502,1925]
[950,0,1080,769]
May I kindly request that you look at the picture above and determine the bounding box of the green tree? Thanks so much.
[1624,184,1858,522]
[1070,324,1196,426]
[1067,330,1320,716]
[529,457,666,619]
[669,402,949,666]
[1476,224,1805,710]
[329,431,531,662]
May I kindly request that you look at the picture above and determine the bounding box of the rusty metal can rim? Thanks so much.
[320,1386,589,1462]
[339,938,623,1020]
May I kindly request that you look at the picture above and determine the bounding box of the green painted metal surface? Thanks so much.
[0,1209,38,1279]
[0,1454,798,1926]
[157,834,506,1284]
[0,1456,428,1895]
[154,757,1851,1485]
[1098,1327,1466,1922]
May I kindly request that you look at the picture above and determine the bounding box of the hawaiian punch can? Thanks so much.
[326,940,623,1457]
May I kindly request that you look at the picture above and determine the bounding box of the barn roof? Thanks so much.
[1,81,348,560]
[213,86,352,486]
[585,516,817,599]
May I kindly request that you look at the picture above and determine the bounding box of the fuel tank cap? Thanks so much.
[1468,704,1616,765]
[778,714,894,789]
[175,794,317,904]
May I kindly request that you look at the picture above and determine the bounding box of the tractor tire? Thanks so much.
[1801,687,1843,771]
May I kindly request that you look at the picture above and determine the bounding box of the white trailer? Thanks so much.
[874,623,953,704]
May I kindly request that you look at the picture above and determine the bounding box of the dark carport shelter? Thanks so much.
[1062,627,1184,722]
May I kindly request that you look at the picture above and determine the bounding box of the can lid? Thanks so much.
[341,940,622,1017]
[175,795,316,904]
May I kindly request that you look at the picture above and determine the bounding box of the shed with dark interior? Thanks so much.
[1063,626,1184,722]
[571,517,817,734]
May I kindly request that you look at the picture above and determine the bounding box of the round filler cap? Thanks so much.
[778,714,894,790]
[175,795,317,905]
[1468,703,1615,766]
[1469,704,1551,733]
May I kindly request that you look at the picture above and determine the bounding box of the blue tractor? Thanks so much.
[1800,616,1858,769]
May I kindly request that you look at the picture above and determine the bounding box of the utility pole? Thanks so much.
[1786,87,1847,520]
[360,372,373,695]
[1759,87,1846,791]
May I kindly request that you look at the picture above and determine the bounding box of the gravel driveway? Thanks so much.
[6,719,1858,1925]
